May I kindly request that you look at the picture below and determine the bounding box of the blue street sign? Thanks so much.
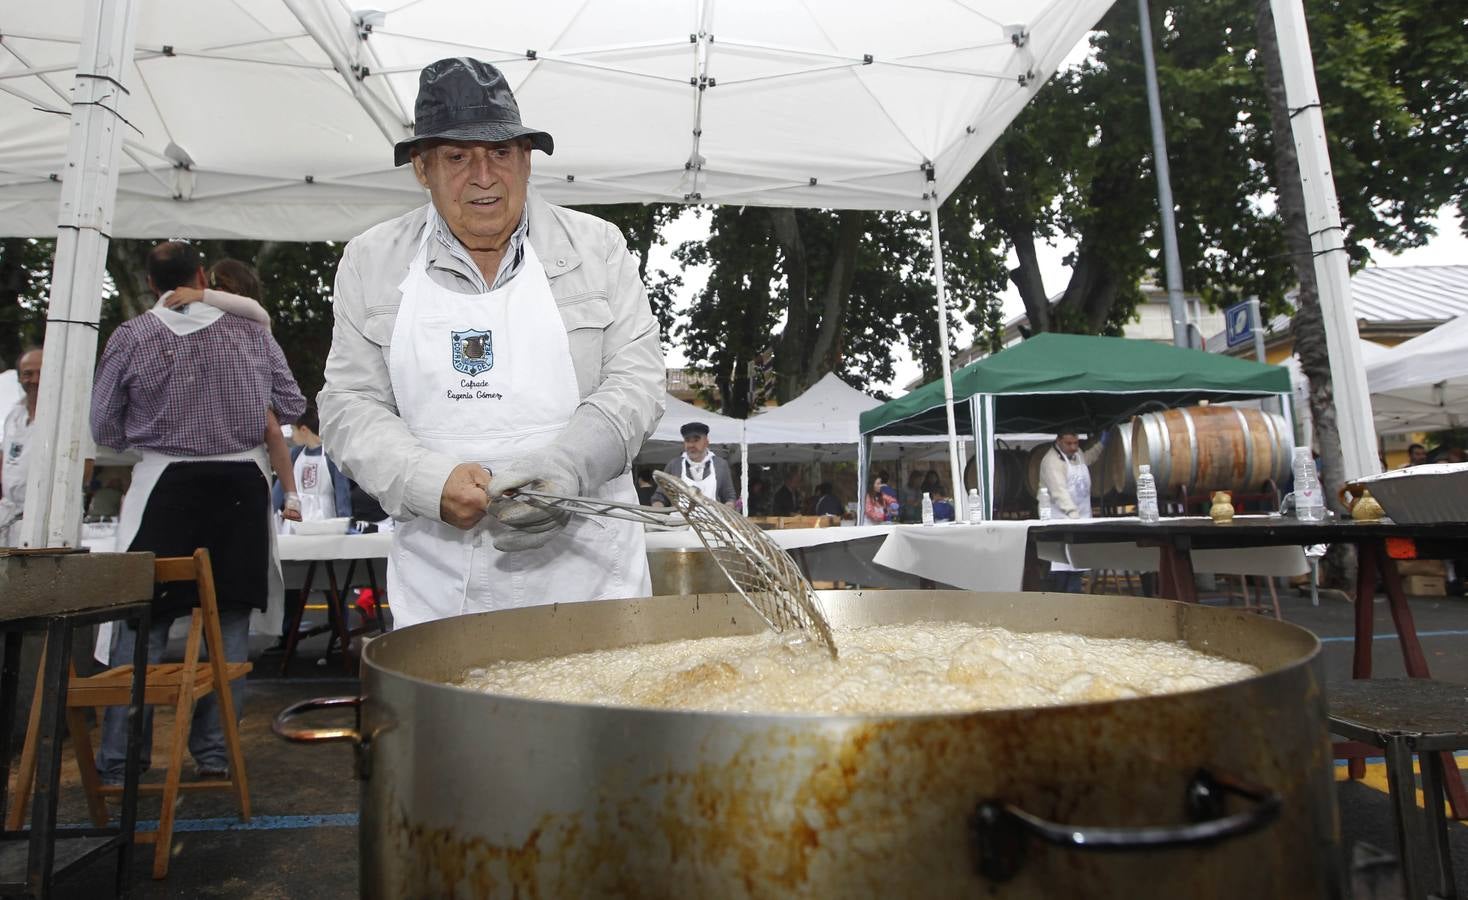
[1224,301,1254,348]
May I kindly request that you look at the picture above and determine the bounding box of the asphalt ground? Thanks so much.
[8,586,1466,898]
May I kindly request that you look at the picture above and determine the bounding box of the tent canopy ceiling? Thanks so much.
[0,0,1115,239]
[860,333,1293,437]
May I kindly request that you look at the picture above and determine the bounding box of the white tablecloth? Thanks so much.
[873,517,1310,591]
[873,522,1033,591]
[277,532,392,561]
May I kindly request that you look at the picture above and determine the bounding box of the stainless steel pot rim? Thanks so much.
[362,593,1321,724]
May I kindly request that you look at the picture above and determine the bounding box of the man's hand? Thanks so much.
[283,492,303,523]
[440,463,491,530]
[484,454,580,551]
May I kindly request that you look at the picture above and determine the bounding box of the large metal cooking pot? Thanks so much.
[276,591,1341,898]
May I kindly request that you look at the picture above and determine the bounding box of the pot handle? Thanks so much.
[272,696,361,744]
[971,768,1280,882]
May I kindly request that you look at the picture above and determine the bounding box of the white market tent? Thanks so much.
[2,0,1377,547]
[0,0,1114,236]
[1366,315,1468,434]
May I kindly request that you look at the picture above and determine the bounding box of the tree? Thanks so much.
[0,238,53,368]
[673,204,1007,414]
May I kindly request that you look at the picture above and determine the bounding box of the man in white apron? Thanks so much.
[270,407,351,532]
[650,422,737,507]
[318,57,664,630]
[0,348,41,546]
[1037,431,1105,592]
[90,240,306,783]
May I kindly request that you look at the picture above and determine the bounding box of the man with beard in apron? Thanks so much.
[649,422,737,508]
[1037,431,1106,593]
[90,240,306,783]
[318,58,664,629]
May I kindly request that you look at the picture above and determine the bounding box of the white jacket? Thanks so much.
[318,189,665,523]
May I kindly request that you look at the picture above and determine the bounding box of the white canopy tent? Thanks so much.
[3,0,1378,547]
[0,0,1114,236]
[1366,315,1468,434]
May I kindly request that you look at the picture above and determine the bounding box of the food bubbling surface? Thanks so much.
[456,621,1259,715]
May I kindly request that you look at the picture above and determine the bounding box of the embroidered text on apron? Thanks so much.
[385,225,648,629]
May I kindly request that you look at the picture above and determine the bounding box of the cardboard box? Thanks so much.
[1395,559,1446,577]
[1403,575,1447,596]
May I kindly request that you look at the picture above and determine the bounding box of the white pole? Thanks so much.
[925,186,966,522]
[739,422,749,516]
[19,0,140,549]
[1268,0,1381,480]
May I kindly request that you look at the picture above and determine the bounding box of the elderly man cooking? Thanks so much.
[319,57,664,629]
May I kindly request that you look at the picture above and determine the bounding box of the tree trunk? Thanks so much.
[805,211,862,382]
[104,240,154,321]
[982,153,1051,332]
[1255,0,1355,588]
[769,208,810,403]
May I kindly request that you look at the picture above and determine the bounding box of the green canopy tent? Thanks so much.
[857,334,1293,520]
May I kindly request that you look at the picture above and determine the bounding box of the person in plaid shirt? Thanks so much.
[89,240,305,784]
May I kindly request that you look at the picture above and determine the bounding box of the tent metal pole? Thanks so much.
[1268,0,1381,480]
[19,0,139,549]
[926,189,966,523]
[282,0,408,146]
[1137,0,1190,349]
[857,435,870,525]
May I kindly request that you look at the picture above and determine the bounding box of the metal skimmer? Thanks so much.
[508,470,838,659]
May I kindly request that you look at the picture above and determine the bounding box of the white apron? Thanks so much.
[678,453,720,499]
[1049,446,1092,573]
[0,402,31,546]
[279,447,338,533]
[385,226,648,629]
[94,447,285,660]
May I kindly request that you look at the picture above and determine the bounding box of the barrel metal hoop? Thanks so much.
[1181,407,1198,490]
[1234,407,1255,491]
[1147,414,1171,493]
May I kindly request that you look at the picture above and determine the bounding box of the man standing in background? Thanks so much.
[0,347,41,546]
[90,240,305,783]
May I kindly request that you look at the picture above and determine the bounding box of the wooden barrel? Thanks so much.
[1025,444,1048,497]
[965,449,1032,513]
[1102,423,1135,497]
[1131,406,1294,497]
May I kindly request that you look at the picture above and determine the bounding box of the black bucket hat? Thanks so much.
[393,57,554,167]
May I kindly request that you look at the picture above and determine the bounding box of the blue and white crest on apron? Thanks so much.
[451,328,494,375]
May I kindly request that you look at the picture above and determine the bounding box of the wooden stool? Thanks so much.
[1329,678,1468,900]
[7,549,252,879]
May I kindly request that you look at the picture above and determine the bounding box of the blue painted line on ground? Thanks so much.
[1318,628,1468,644]
[133,812,359,833]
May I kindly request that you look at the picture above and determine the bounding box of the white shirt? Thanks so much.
[1,400,32,506]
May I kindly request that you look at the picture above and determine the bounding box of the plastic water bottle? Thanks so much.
[967,488,983,524]
[1037,486,1053,521]
[1136,464,1160,524]
[1293,447,1325,522]
[921,492,935,526]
